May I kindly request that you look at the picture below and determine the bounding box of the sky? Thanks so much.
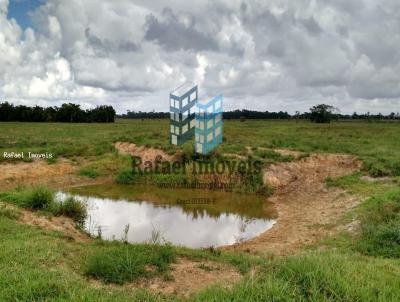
[1,0,400,114]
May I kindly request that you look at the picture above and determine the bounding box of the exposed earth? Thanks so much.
[226,152,362,255]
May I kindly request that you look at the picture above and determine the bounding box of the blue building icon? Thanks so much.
[169,83,197,145]
[170,83,223,154]
[195,95,223,155]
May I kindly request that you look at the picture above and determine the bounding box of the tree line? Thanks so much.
[0,102,116,123]
[119,109,291,120]
[1,101,398,123]
[119,107,400,123]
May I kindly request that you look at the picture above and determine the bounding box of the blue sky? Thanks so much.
[7,0,43,29]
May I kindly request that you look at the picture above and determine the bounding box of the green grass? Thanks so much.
[252,149,294,163]
[1,120,400,300]
[326,172,399,197]
[1,120,399,176]
[356,189,400,258]
[78,168,100,179]
[0,187,87,225]
[78,153,132,179]
[195,252,400,301]
[84,242,176,284]
[57,196,87,227]
[0,215,175,301]
[0,186,54,210]
[115,168,137,184]
[1,208,399,301]
[0,203,20,220]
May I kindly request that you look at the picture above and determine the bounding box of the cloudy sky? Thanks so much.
[1,0,400,114]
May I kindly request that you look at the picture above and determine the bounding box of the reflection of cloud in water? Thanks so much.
[57,192,276,248]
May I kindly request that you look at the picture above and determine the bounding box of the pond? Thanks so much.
[59,184,277,248]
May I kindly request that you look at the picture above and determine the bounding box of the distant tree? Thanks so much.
[0,102,115,123]
[0,102,13,121]
[309,104,335,123]
[90,105,116,123]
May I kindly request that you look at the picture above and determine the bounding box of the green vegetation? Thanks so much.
[78,168,100,179]
[0,215,174,301]
[57,196,87,227]
[115,168,137,184]
[0,187,87,225]
[79,153,131,179]
[196,252,400,301]
[0,204,20,220]
[1,120,399,176]
[252,148,294,162]
[0,102,115,123]
[85,242,176,284]
[0,186,54,210]
[0,204,399,301]
[310,104,335,123]
[1,120,400,300]
[356,189,400,258]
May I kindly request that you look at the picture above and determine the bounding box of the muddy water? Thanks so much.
[60,184,276,248]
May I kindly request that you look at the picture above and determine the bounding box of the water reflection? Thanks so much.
[60,185,276,248]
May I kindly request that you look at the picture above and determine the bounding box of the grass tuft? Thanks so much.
[78,168,100,179]
[115,169,136,184]
[84,242,176,284]
[0,187,87,226]
[0,204,20,220]
[56,196,87,226]
[0,187,54,210]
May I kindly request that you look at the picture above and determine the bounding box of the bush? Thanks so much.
[56,197,87,226]
[0,187,54,210]
[115,169,135,184]
[28,187,54,210]
[78,168,100,179]
[84,243,176,284]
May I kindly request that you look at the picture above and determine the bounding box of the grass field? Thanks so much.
[1,119,399,176]
[0,119,400,301]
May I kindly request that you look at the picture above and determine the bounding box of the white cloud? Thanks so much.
[0,0,399,114]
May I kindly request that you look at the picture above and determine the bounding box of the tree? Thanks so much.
[309,104,335,123]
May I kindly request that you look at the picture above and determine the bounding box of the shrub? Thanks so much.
[78,168,100,179]
[28,187,54,210]
[1,187,55,210]
[115,169,135,184]
[57,197,87,226]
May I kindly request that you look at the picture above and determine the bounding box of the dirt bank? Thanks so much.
[0,202,89,242]
[134,258,241,297]
[0,159,108,191]
[226,153,362,255]
[114,142,174,165]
